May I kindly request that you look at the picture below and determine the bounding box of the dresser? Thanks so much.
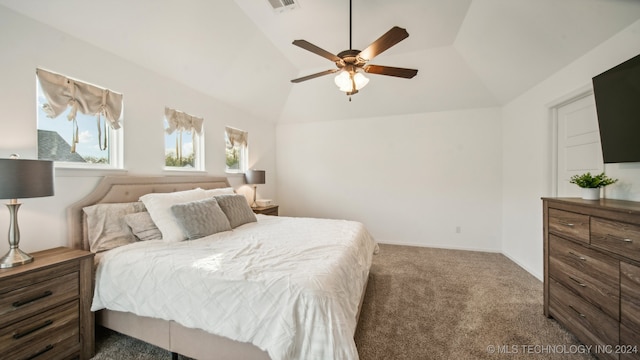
[543,198,640,360]
[0,247,94,360]
[252,204,279,216]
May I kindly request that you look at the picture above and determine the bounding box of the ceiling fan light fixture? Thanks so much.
[334,69,369,93]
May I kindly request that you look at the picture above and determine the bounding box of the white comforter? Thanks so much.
[92,215,377,360]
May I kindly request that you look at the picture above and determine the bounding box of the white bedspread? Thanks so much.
[92,215,377,360]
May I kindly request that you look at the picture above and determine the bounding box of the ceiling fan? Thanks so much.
[290,0,418,99]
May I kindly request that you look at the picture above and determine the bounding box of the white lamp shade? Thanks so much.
[334,70,369,92]
[334,71,352,91]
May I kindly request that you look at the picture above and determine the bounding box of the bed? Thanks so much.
[67,176,377,360]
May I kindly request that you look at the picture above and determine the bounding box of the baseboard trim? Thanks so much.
[376,240,501,254]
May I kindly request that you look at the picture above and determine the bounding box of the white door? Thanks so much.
[556,93,603,197]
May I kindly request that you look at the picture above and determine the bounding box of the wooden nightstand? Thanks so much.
[252,204,279,216]
[0,247,94,360]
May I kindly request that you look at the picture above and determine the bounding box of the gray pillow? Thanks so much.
[170,197,231,240]
[124,212,162,241]
[215,194,257,228]
[83,202,146,253]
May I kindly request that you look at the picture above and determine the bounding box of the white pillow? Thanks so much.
[139,188,208,242]
[203,187,235,196]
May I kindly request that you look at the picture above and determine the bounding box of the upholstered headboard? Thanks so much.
[67,176,231,251]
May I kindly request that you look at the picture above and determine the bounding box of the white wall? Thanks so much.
[0,8,276,255]
[501,19,640,279]
[276,108,503,252]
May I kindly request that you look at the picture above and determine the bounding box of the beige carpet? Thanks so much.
[92,244,595,360]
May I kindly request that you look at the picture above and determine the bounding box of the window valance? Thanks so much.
[36,68,123,152]
[36,68,123,128]
[165,107,203,135]
[225,126,248,146]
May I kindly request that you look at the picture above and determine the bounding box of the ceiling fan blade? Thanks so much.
[363,65,418,79]
[358,26,409,62]
[291,69,339,83]
[292,40,341,63]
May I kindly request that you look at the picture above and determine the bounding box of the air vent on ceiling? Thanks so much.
[268,0,299,13]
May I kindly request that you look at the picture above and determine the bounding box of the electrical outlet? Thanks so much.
[456,226,461,234]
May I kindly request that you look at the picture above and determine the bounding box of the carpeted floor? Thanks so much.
[91,244,595,360]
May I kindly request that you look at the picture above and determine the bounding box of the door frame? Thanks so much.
[548,84,593,197]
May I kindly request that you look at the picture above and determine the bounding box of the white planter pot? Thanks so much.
[581,187,600,200]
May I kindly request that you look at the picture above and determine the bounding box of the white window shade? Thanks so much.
[165,107,203,135]
[36,68,123,152]
[225,126,248,146]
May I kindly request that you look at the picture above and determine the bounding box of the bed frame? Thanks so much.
[67,176,368,360]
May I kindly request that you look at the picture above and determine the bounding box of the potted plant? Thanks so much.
[569,172,618,200]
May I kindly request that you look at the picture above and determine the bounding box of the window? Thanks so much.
[36,68,123,168]
[164,107,204,170]
[225,126,248,173]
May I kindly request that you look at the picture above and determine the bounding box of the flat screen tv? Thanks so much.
[592,53,640,163]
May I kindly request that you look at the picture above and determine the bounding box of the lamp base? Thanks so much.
[251,184,258,208]
[0,247,34,269]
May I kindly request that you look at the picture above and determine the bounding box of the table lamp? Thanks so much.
[245,169,265,208]
[0,156,54,268]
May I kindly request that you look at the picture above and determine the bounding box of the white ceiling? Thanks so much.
[2,0,640,123]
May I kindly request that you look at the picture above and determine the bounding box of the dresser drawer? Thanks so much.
[549,234,620,319]
[549,279,619,360]
[620,323,640,360]
[0,272,79,327]
[549,208,590,243]
[621,262,640,334]
[0,300,80,359]
[592,217,640,262]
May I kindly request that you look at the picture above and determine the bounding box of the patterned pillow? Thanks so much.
[170,197,232,240]
[215,194,257,228]
[124,212,162,241]
[83,202,146,252]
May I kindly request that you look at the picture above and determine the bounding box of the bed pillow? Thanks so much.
[124,212,162,241]
[203,187,235,197]
[170,197,231,240]
[139,188,209,242]
[215,194,257,228]
[83,202,146,253]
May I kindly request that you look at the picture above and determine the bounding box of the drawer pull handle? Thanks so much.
[568,305,586,318]
[12,291,53,308]
[606,234,633,243]
[25,344,54,360]
[568,251,586,261]
[13,320,53,339]
[568,276,587,287]
[559,221,575,227]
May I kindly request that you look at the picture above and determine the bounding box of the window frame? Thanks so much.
[225,126,248,174]
[163,107,205,172]
[163,126,205,172]
[35,72,124,170]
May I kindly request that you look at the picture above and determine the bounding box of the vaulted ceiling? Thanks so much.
[2,0,640,123]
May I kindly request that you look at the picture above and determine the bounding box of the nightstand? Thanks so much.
[0,247,94,360]
[252,204,279,216]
